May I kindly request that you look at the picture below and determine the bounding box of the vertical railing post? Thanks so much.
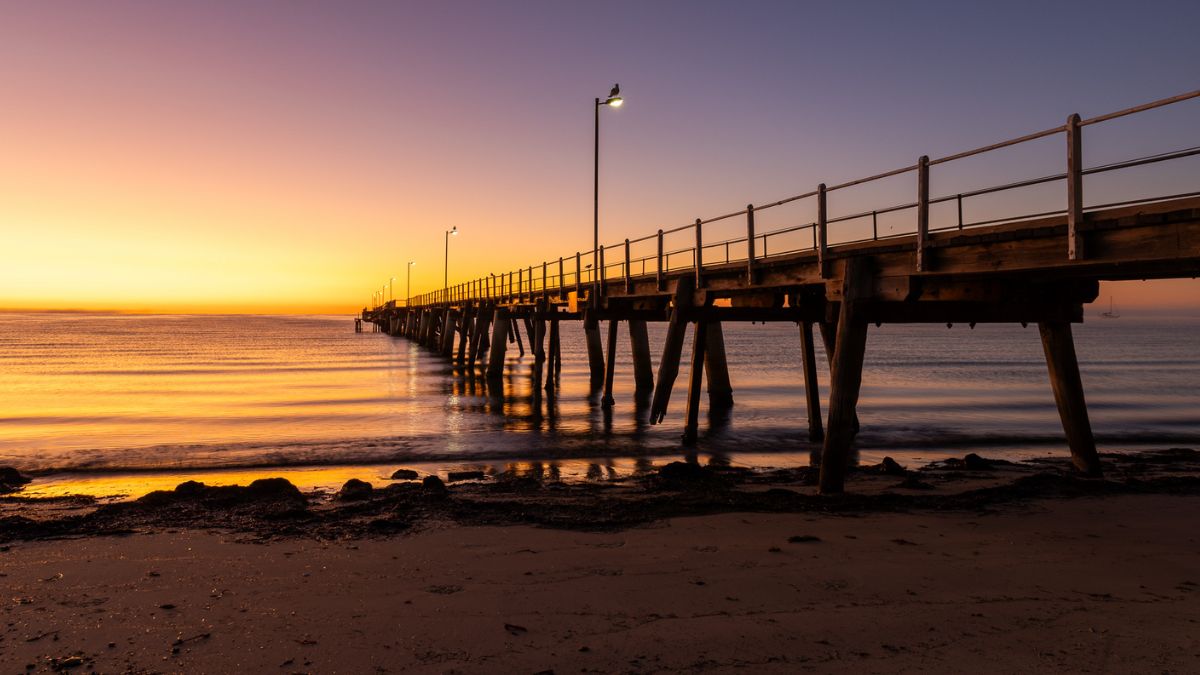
[518,268,524,303]
[956,194,963,230]
[558,257,565,300]
[871,210,878,240]
[542,262,547,301]
[916,155,930,272]
[694,218,703,288]
[745,204,756,285]
[527,266,533,302]
[1067,113,1083,260]
[624,238,632,292]
[656,229,664,291]
[575,251,581,297]
[817,184,829,278]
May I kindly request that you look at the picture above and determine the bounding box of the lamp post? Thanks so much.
[389,277,395,302]
[444,226,458,289]
[406,261,416,306]
[594,83,623,292]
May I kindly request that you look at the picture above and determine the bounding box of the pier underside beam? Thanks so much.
[1039,321,1103,476]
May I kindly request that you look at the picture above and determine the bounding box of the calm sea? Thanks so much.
[0,311,1197,494]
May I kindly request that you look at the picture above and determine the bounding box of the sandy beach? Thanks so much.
[2,451,1198,673]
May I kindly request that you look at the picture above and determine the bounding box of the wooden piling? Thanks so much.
[601,320,619,408]
[456,307,473,364]
[532,306,547,390]
[819,316,860,434]
[628,319,654,393]
[440,310,455,355]
[511,318,526,356]
[819,260,871,494]
[799,321,824,441]
[468,305,491,370]
[486,307,510,380]
[584,311,605,385]
[703,321,734,408]
[545,318,561,391]
[1038,321,1103,475]
[682,320,709,444]
[649,276,695,424]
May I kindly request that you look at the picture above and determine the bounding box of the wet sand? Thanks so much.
[1,451,1198,673]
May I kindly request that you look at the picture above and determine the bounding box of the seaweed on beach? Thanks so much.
[1,449,1198,543]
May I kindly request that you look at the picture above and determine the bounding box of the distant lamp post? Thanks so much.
[444,226,458,289]
[407,261,416,306]
[389,277,395,302]
[594,83,623,289]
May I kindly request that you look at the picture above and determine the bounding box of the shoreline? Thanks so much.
[2,447,1197,542]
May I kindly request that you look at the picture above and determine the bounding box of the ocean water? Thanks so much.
[0,311,1197,491]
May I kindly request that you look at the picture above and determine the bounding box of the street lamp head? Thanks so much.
[408,261,416,266]
[450,226,458,236]
[604,83,623,107]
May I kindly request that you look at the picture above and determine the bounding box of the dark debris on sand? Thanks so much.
[2,449,1198,543]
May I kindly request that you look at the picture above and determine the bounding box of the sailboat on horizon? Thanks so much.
[1101,296,1120,319]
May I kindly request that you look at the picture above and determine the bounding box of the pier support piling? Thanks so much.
[704,321,733,408]
[629,319,654,394]
[683,320,709,444]
[649,277,695,424]
[799,321,824,441]
[545,318,561,391]
[1038,321,1103,476]
[819,261,871,495]
[486,307,511,380]
[584,311,606,386]
[456,307,473,364]
[602,320,620,408]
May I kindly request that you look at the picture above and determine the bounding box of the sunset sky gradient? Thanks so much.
[2,0,1198,313]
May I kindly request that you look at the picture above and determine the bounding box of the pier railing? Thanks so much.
[388,90,1199,309]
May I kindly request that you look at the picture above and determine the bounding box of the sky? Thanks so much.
[1,0,1197,314]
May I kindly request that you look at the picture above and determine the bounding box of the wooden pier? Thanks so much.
[363,91,1200,493]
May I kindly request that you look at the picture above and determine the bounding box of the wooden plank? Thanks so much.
[1039,321,1102,475]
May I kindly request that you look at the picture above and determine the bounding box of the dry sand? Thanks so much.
[2,492,1198,673]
